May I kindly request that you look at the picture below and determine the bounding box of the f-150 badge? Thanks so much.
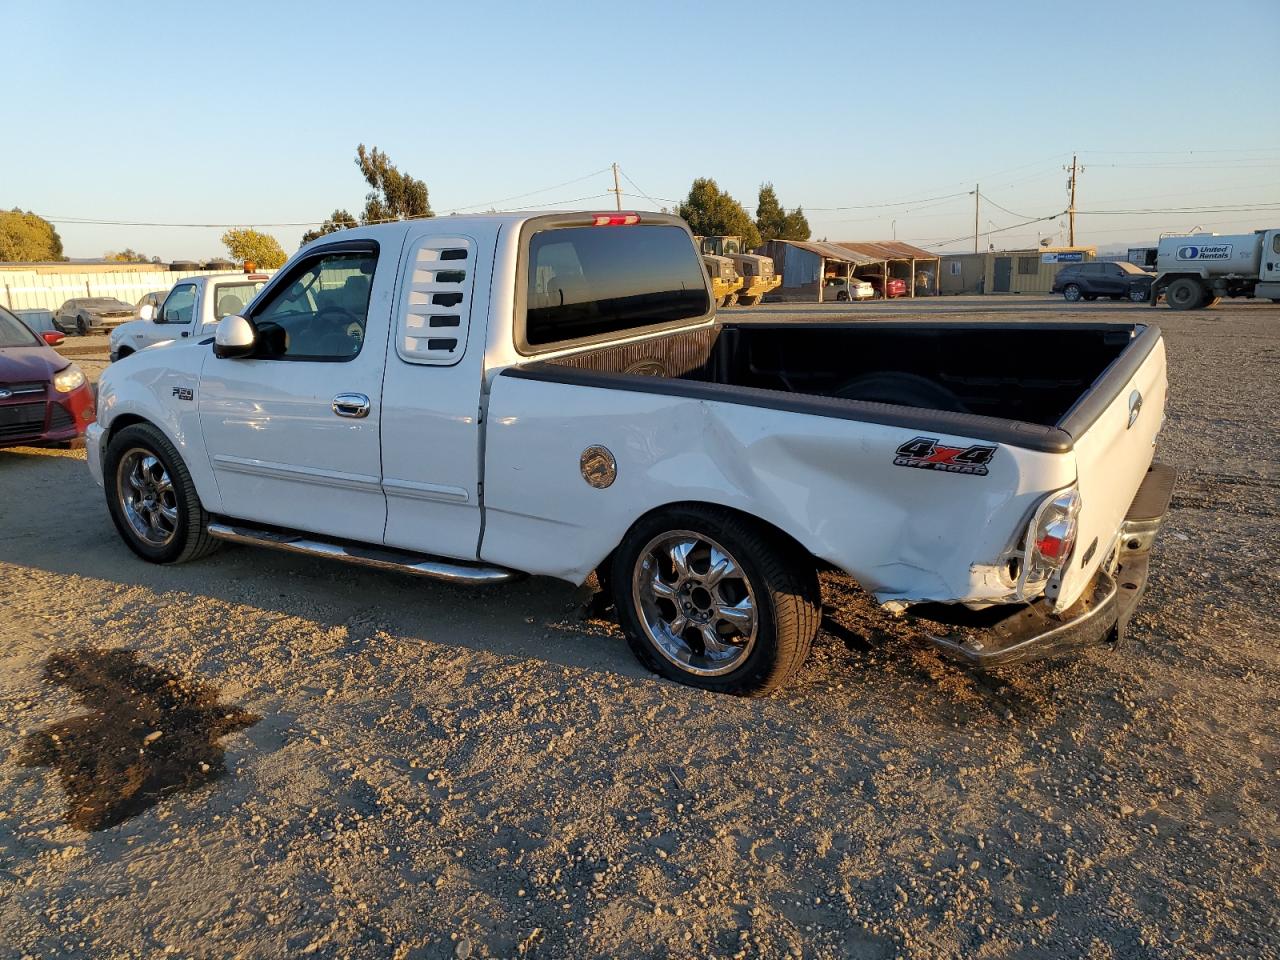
[894,437,995,476]
[172,386,194,401]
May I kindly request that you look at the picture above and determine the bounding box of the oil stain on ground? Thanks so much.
[19,648,259,831]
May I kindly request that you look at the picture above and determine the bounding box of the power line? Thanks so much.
[441,166,612,213]
[921,211,1066,250]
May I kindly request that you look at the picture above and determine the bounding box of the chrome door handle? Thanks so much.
[332,393,370,419]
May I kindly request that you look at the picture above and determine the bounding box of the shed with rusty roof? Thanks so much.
[761,239,940,301]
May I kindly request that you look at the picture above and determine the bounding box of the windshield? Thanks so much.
[0,307,40,347]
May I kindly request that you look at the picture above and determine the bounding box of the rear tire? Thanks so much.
[1166,277,1204,311]
[836,291,849,302]
[611,505,820,696]
[104,423,220,564]
[1129,287,1149,303]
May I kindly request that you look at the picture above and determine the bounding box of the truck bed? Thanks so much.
[517,321,1160,453]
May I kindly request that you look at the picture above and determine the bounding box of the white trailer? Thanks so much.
[1151,229,1280,309]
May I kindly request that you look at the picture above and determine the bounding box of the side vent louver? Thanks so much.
[399,236,476,366]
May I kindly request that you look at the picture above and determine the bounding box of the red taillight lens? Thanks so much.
[1035,519,1076,560]
[591,213,641,226]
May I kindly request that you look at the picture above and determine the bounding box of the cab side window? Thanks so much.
[160,284,197,324]
[248,249,377,362]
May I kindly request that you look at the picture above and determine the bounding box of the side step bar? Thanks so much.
[206,522,519,585]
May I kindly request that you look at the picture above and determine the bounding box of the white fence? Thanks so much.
[1,269,251,332]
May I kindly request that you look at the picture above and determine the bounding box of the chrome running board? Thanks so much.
[207,522,519,585]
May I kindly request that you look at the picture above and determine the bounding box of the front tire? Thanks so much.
[612,506,820,696]
[1063,284,1082,302]
[76,315,89,336]
[104,423,220,564]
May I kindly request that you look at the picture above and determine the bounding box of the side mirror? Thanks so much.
[139,304,156,321]
[214,315,257,359]
[42,331,65,346]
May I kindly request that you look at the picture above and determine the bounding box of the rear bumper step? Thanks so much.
[206,522,520,585]
[924,460,1175,668]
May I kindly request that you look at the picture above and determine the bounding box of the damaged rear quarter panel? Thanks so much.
[480,377,1075,601]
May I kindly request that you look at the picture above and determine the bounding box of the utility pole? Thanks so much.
[610,163,623,211]
[973,184,980,254]
[1065,154,1080,246]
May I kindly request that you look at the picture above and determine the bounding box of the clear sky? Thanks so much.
[4,0,1278,259]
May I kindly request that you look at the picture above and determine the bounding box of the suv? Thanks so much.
[1053,262,1153,303]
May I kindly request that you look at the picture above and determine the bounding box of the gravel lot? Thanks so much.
[1,297,1277,959]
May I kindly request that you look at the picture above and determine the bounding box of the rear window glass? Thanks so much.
[525,225,709,348]
[212,280,267,319]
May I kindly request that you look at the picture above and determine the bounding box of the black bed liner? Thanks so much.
[502,321,1162,455]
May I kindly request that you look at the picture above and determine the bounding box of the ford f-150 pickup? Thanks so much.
[87,212,1174,694]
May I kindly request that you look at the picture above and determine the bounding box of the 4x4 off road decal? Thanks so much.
[894,437,996,476]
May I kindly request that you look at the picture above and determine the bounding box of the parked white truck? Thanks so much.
[86,212,1174,694]
[108,272,270,360]
[1151,228,1280,309]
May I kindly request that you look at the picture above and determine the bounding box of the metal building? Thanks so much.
[939,247,1097,295]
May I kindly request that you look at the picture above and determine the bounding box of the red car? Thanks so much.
[861,274,908,299]
[0,306,96,449]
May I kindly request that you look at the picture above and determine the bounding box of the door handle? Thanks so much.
[332,393,371,419]
[181,331,189,337]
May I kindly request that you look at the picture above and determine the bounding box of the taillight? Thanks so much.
[1024,487,1081,586]
[591,213,641,226]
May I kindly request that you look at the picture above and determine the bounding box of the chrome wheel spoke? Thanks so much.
[649,575,679,601]
[667,540,696,580]
[704,548,737,588]
[157,499,179,524]
[667,612,689,638]
[698,623,733,656]
[715,597,755,635]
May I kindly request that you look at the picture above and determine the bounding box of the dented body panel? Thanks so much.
[482,372,1077,604]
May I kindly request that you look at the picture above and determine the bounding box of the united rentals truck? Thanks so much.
[1151,229,1280,310]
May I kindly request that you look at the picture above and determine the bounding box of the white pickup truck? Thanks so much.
[87,212,1174,694]
[108,272,270,361]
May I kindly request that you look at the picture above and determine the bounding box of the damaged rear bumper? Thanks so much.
[925,461,1175,668]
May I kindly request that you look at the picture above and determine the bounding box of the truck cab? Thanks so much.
[109,272,271,361]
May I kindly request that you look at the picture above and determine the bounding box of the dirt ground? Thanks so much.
[1,297,1277,959]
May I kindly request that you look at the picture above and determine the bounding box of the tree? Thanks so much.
[355,144,432,224]
[0,209,65,262]
[104,248,151,262]
[300,209,358,246]
[220,228,287,269]
[677,179,761,249]
[756,183,810,242]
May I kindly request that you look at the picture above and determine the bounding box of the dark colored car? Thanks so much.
[52,297,137,336]
[860,274,908,299]
[0,306,96,449]
[1052,261,1153,303]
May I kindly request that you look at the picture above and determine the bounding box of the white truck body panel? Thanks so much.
[482,374,1074,602]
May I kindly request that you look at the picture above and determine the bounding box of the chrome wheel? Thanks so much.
[631,530,757,677]
[116,447,179,547]
[1063,284,1081,302]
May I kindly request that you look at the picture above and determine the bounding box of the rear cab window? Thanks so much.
[519,219,710,352]
[211,280,268,320]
